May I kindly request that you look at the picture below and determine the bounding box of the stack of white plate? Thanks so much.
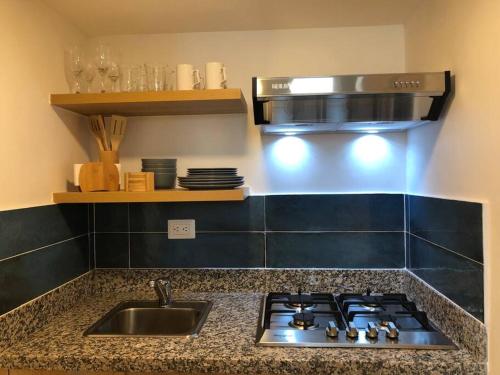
[178,168,244,190]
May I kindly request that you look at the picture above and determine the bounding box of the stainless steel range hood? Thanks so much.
[252,71,451,134]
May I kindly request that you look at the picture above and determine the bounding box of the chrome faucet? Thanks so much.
[149,277,172,307]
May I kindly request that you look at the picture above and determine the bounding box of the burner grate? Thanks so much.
[263,292,342,330]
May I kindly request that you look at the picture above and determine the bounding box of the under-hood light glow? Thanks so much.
[271,136,308,168]
[351,135,389,165]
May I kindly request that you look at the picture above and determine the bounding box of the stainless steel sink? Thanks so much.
[84,300,213,337]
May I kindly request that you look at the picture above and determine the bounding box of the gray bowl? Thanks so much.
[142,161,177,165]
[142,158,177,165]
[142,167,177,173]
[153,173,177,189]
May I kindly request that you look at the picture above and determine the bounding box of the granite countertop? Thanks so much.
[0,286,485,375]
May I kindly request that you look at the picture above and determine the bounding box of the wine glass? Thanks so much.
[108,62,120,92]
[84,63,96,93]
[68,46,83,93]
[94,43,110,92]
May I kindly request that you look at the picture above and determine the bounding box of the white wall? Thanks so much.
[405,0,498,371]
[91,25,407,194]
[0,0,90,210]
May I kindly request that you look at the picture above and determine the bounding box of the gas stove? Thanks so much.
[256,289,457,349]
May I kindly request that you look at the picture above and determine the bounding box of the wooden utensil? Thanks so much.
[89,116,105,151]
[125,172,154,192]
[96,114,110,150]
[110,115,127,151]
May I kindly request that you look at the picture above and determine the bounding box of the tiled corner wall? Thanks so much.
[405,195,484,321]
[92,194,405,269]
[0,204,91,315]
[0,193,483,321]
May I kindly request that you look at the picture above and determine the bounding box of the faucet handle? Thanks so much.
[149,277,173,307]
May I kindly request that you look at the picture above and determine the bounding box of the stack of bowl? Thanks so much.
[141,159,177,189]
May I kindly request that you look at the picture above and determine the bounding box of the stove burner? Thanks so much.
[285,302,315,309]
[289,312,320,330]
[286,293,314,310]
[359,302,383,312]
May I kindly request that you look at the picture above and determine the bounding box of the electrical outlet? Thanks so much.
[168,219,195,239]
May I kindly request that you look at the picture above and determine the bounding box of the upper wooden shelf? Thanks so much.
[53,187,249,203]
[50,89,247,116]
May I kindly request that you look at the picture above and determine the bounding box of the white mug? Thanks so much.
[205,62,227,89]
[176,64,201,90]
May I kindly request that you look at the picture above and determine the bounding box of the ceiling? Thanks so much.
[44,0,422,37]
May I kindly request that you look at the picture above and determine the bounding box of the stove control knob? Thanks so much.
[365,321,379,339]
[326,321,339,338]
[346,322,359,339]
[386,322,400,339]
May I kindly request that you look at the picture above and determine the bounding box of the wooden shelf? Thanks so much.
[50,89,247,116]
[53,187,249,203]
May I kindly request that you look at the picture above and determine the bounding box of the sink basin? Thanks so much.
[84,300,213,337]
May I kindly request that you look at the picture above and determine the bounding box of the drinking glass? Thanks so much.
[146,63,165,91]
[121,64,138,92]
[83,63,96,93]
[108,62,120,92]
[137,64,148,92]
[94,43,111,92]
[164,65,175,90]
[68,46,84,93]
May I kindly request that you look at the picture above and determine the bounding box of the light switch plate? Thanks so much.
[168,219,196,239]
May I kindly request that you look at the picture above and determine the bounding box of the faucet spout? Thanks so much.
[149,278,172,307]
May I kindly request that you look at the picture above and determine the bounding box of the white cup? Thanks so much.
[205,62,227,89]
[176,64,201,90]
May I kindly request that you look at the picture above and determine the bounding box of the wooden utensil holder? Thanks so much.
[99,150,119,164]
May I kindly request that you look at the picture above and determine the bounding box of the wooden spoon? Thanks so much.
[96,114,110,151]
[110,115,127,151]
[89,116,105,151]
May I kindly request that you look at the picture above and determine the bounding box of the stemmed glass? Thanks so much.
[84,63,96,93]
[94,43,111,92]
[68,46,84,93]
[108,62,120,92]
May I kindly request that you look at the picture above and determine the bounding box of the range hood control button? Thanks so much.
[346,322,359,339]
[325,321,339,337]
[386,322,400,339]
[365,321,379,339]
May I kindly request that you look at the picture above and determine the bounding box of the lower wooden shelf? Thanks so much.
[53,187,249,203]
